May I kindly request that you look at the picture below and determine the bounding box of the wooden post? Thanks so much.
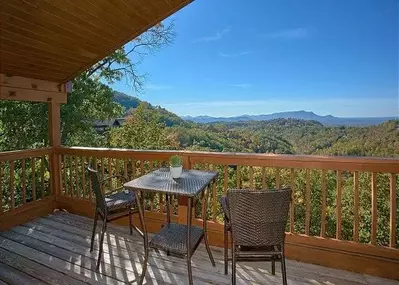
[49,101,61,208]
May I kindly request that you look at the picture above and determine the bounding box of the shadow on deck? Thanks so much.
[0,211,397,285]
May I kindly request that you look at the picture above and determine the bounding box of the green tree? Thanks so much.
[109,102,169,149]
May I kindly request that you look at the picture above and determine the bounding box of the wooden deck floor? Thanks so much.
[0,211,397,285]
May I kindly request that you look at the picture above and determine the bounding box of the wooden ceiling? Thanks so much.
[0,0,192,83]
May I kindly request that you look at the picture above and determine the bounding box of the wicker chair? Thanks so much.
[88,166,142,271]
[221,188,292,285]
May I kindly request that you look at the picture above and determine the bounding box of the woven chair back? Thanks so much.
[88,167,107,215]
[227,188,291,247]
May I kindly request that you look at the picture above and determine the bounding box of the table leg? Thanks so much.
[203,184,216,266]
[166,194,171,256]
[166,194,171,224]
[187,197,193,285]
[135,190,148,285]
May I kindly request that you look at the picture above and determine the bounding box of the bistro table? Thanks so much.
[124,168,218,285]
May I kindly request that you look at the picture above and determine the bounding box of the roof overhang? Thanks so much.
[0,0,193,83]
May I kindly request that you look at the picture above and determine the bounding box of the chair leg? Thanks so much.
[231,241,236,285]
[135,191,148,285]
[224,222,228,275]
[96,218,107,271]
[128,210,133,235]
[271,255,276,275]
[281,245,288,285]
[90,210,98,252]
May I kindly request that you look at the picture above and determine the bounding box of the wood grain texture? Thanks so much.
[321,169,327,238]
[2,210,398,282]
[353,171,359,242]
[0,162,2,213]
[0,196,54,231]
[336,170,342,240]
[389,173,397,248]
[262,167,266,189]
[0,148,51,162]
[40,156,45,198]
[223,165,228,194]
[305,169,311,236]
[32,157,36,201]
[276,167,281,189]
[0,1,193,83]
[56,147,399,173]
[289,168,295,233]
[10,161,15,210]
[371,172,377,245]
[22,158,26,204]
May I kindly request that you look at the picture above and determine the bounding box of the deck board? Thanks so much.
[0,211,397,285]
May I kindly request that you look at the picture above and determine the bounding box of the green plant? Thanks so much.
[170,155,182,167]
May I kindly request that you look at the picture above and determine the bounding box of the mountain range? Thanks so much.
[182,111,396,126]
[113,92,396,126]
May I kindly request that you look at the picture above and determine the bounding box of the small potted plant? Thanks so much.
[169,155,183,178]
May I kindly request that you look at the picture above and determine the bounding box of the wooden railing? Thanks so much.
[0,148,54,230]
[55,147,399,248]
[1,146,398,279]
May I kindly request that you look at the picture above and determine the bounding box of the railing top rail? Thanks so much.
[0,147,52,161]
[56,146,399,173]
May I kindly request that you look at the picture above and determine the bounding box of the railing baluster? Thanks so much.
[0,162,2,212]
[87,157,92,201]
[132,160,136,179]
[75,156,79,198]
[321,169,326,237]
[108,157,112,190]
[236,165,241,188]
[63,155,67,196]
[100,157,105,194]
[262,167,266,189]
[69,156,73,197]
[149,161,154,212]
[276,168,281,189]
[116,158,120,177]
[371,172,377,245]
[22,159,26,204]
[32,157,36,201]
[353,171,359,242]
[82,157,86,199]
[140,160,144,176]
[389,173,397,248]
[124,159,128,178]
[211,164,217,222]
[290,168,295,233]
[10,161,15,210]
[336,170,342,240]
[223,165,228,194]
[41,156,45,198]
[305,169,311,236]
[249,166,254,189]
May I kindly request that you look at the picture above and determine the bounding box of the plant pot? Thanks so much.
[170,166,183,178]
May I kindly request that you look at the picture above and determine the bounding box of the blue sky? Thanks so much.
[111,0,398,118]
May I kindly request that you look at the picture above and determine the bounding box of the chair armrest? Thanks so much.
[220,195,230,221]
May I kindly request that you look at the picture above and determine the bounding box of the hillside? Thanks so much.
[182,111,396,126]
[112,91,186,127]
[109,95,399,157]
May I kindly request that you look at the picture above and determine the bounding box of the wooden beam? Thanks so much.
[0,74,67,103]
[0,86,67,103]
[0,74,65,92]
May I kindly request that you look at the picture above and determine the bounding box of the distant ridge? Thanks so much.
[182,111,397,126]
